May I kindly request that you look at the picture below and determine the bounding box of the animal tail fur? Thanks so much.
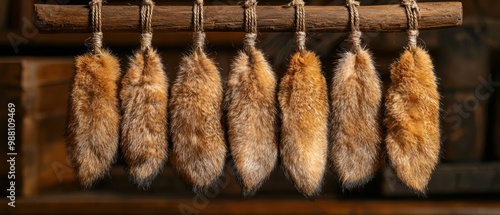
[66,50,121,188]
[169,50,227,191]
[226,49,278,196]
[120,48,168,188]
[278,51,329,197]
[330,47,383,189]
[385,46,440,193]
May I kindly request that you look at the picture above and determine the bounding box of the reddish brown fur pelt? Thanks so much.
[66,50,121,188]
[330,48,382,189]
[226,50,278,196]
[169,51,227,191]
[120,48,168,189]
[385,46,440,193]
[278,51,328,197]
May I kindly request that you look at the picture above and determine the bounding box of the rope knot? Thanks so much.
[288,0,305,7]
[193,31,205,52]
[346,0,360,7]
[141,32,152,51]
[348,30,361,44]
[402,0,419,10]
[296,31,306,53]
[242,0,257,8]
[143,0,154,6]
[408,29,419,48]
[194,0,203,5]
[244,33,257,54]
[402,0,421,22]
[91,32,103,54]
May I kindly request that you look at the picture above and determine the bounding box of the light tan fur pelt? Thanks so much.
[278,51,328,197]
[226,50,278,196]
[66,50,121,188]
[330,48,382,189]
[385,46,440,193]
[169,51,227,191]
[120,48,168,189]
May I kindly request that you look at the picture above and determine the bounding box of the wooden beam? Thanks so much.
[33,2,462,33]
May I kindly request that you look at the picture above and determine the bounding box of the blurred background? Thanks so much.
[0,0,499,214]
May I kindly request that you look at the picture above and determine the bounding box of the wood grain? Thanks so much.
[0,58,74,198]
[381,162,500,196]
[33,2,462,33]
[437,28,490,162]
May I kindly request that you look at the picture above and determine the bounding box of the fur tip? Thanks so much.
[170,51,227,190]
[278,51,328,197]
[330,48,383,189]
[66,50,121,188]
[120,48,169,189]
[385,46,440,193]
[226,50,278,196]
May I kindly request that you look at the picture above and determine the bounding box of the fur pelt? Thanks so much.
[278,51,328,197]
[169,51,227,191]
[120,48,168,189]
[330,48,382,189]
[226,50,278,196]
[66,50,121,188]
[385,46,440,193]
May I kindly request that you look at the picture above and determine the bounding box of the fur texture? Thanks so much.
[385,46,440,193]
[66,50,121,188]
[169,51,227,190]
[330,48,383,189]
[278,51,328,197]
[120,48,168,188]
[226,50,278,196]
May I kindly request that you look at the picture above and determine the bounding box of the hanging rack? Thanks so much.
[33,2,462,33]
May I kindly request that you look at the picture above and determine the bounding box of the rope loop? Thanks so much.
[242,0,258,54]
[402,0,420,49]
[287,0,306,54]
[89,0,102,54]
[141,0,154,51]
[193,0,205,52]
[346,0,361,51]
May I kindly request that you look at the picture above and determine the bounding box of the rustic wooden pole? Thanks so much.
[34,2,462,33]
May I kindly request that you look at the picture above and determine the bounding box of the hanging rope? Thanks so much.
[346,0,361,52]
[243,0,257,54]
[193,0,205,52]
[89,0,102,54]
[141,0,154,51]
[402,0,420,49]
[287,0,306,54]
